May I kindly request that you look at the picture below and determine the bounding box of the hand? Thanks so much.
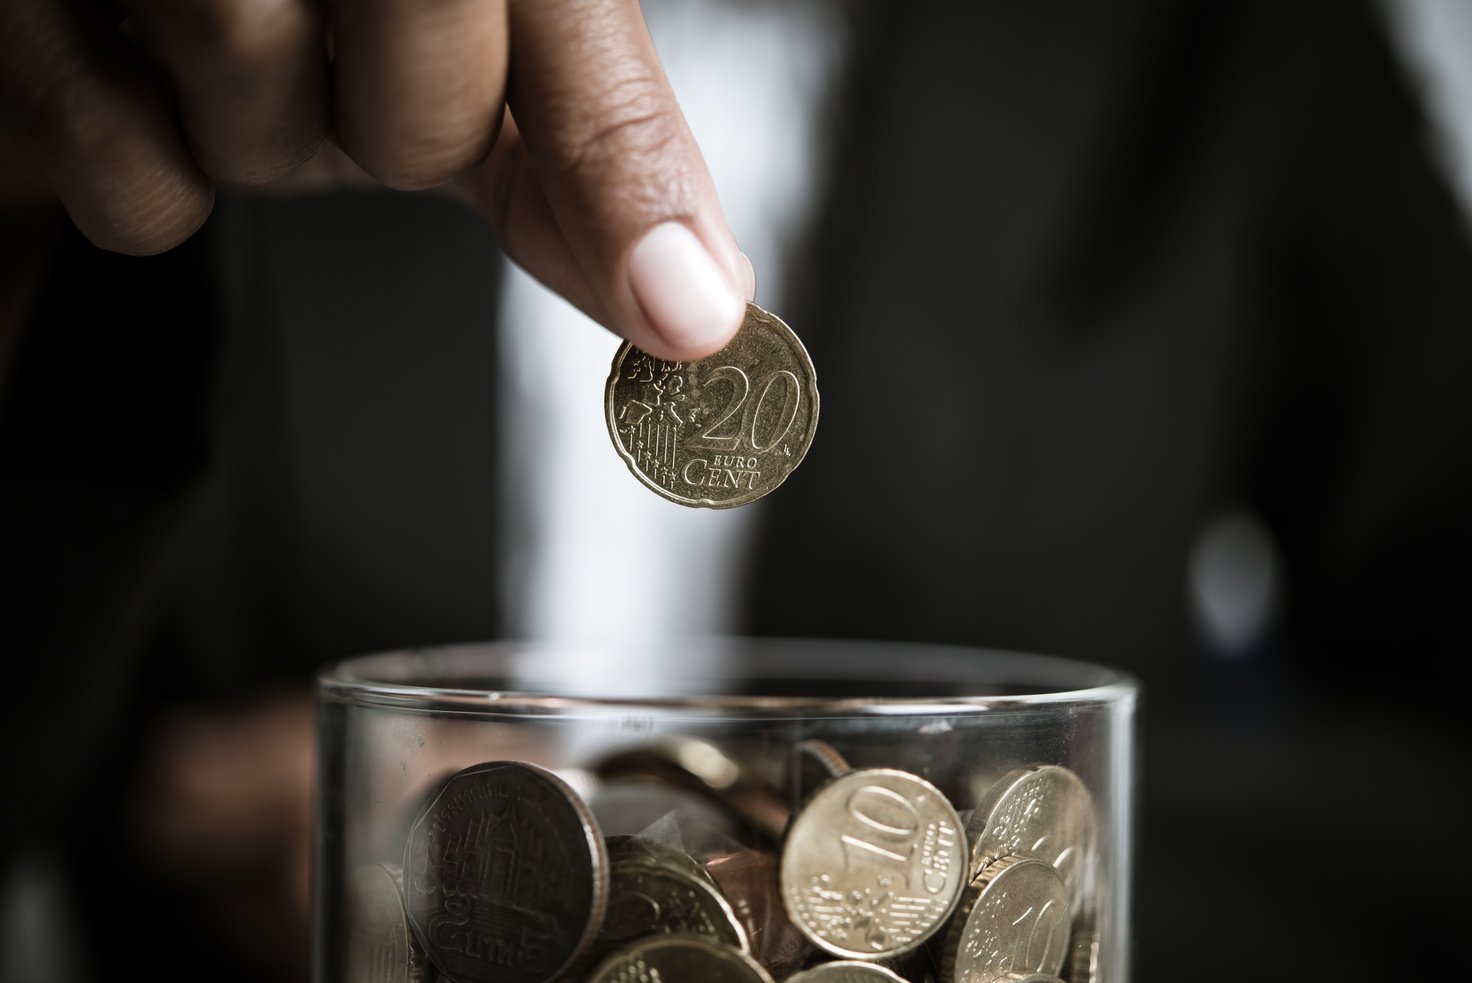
[0,0,753,360]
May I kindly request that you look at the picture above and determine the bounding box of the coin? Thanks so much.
[784,960,909,981]
[402,761,609,983]
[938,856,1071,983]
[345,862,430,983]
[965,765,1095,910]
[593,736,792,841]
[780,768,967,960]
[794,739,854,786]
[606,832,717,887]
[704,848,811,978]
[1061,910,1098,983]
[597,859,750,953]
[590,777,745,839]
[595,735,745,793]
[605,302,819,508]
[588,935,775,983]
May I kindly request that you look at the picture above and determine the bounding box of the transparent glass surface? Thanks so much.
[315,637,1139,982]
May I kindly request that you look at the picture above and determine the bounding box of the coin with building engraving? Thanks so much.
[596,859,749,955]
[402,760,609,983]
[605,302,819,508]
[939,856,1071,983]
[779,768,967,960]
[588,934,775,983]
[965,765,1095,912]
[346,862,430,983]
[784,960,909,981]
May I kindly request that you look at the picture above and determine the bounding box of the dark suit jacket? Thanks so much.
[748,2,1472,979]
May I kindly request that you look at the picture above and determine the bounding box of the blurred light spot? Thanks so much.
[1378,0,1472,227]
[1188,508,1282,658]
[1,852,88,983]
[668,736,742,790]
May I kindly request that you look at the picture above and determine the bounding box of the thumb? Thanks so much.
[457,0,754,361]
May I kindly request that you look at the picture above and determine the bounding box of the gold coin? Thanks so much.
[605,303,819,508]
[780,768,967,961]
[784,961,908,981]
[605,832,718,888]
[939,856,1071,983]
[596,859,750,954]
[793,739,854,789]
[1062,911,1098,983]
[965,765,1096,915]
[588,935,775,983]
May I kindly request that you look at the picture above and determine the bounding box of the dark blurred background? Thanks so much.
[3,1,1470,981]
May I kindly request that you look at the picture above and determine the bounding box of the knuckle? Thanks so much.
[154,0,307,59]
[195,129,325,186]
[351,147,469,193]
[345,122,496,193]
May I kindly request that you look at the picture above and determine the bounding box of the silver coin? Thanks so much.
[784,960,909,981]
[939,856,1071,983]
[597,859,750,953]
[588,935,775,983]
[402,760,608,983]
[965,765,1095,910]
[345,862,430,983]
[780,768,967,960]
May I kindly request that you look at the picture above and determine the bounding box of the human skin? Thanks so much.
[0,0,756,362]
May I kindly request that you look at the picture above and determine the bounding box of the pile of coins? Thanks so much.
[344,738,1100,983]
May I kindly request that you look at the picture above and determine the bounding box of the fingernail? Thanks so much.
[628,222,744,352]
[739,251,757,301]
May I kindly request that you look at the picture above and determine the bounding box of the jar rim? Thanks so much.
[316,636,1139,718]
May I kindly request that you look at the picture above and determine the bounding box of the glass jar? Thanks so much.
[314,637,1138,983]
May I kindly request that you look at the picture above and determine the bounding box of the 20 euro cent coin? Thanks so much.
[606,303,819,508]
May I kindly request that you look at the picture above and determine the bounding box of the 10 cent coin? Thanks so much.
[939,856,1071,983]
[780,768,967,961]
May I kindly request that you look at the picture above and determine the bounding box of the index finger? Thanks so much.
[1,0,213,254]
